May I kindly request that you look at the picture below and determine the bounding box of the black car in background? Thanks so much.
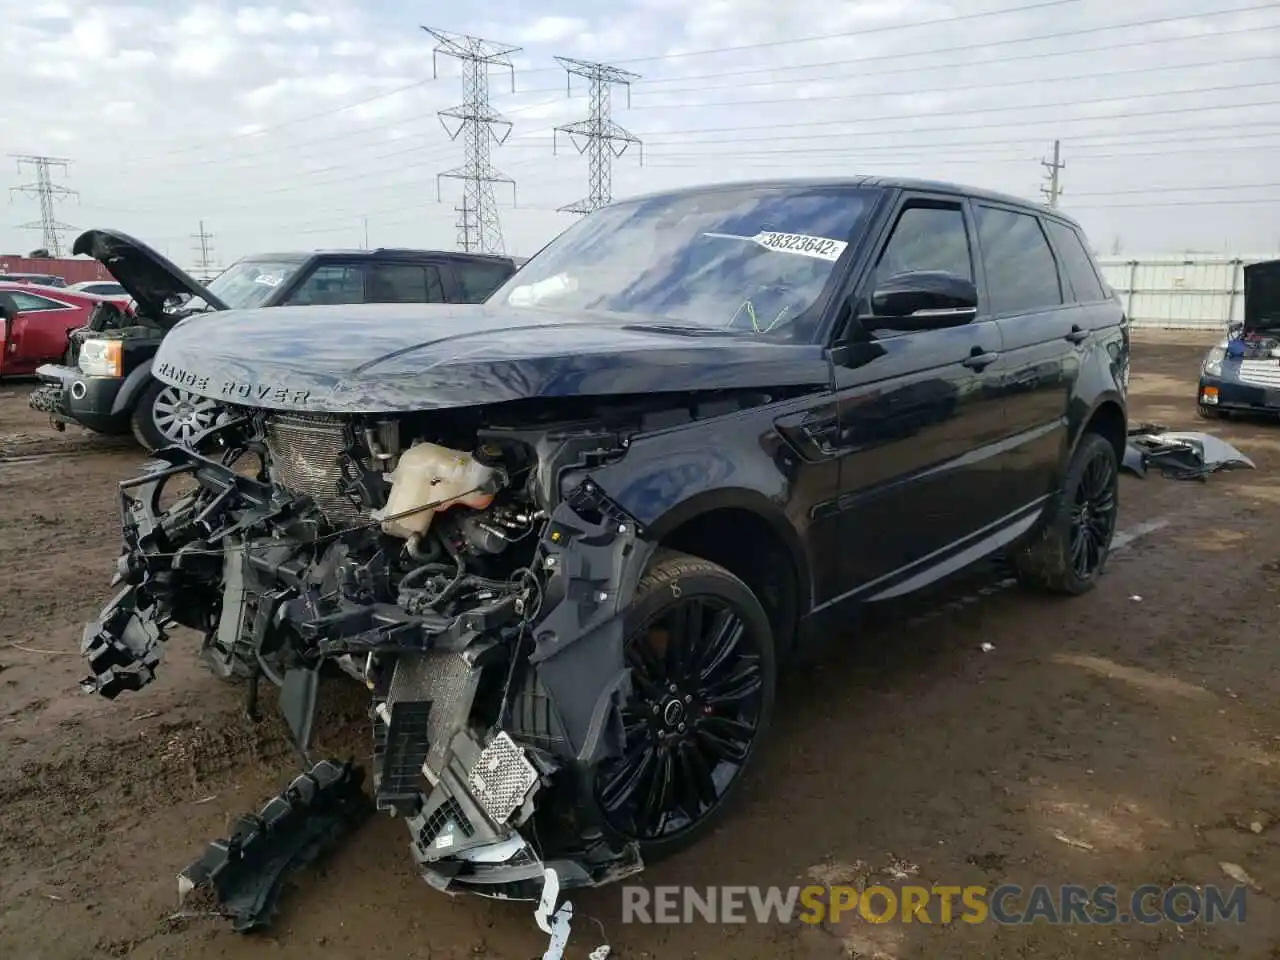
[28,230,520,449]
[79,177,1128,929]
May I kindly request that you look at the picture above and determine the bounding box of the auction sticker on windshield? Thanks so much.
[704,230,848,262]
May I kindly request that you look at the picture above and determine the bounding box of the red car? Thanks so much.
[0,283,132,377]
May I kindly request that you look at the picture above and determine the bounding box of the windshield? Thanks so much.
[492,184,881,338]
[202,258,304,309]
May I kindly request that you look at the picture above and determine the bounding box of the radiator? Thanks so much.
[263,412,361,524]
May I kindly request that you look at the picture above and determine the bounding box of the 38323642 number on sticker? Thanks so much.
[752,232,847,261]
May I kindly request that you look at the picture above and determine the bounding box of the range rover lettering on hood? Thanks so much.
[152,362,313,406]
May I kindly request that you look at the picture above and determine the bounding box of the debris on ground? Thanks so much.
[1220,862,1262,891]
[176,759,372,932]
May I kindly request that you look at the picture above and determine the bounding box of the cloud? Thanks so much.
[0,0,1276,261]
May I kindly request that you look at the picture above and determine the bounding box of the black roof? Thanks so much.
[615,176,1083,229]
[239,248,518,263]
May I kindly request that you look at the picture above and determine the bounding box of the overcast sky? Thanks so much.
[2,0,1277,270]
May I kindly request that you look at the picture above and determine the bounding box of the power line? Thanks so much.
[96,1,1271,175]
[81,14,1279,187]
[639,90,1280,145]
[552,57,642,215]
[591,0,1083,65]
[1041,140,1065,207]
[8,155,79,256]
[625,50,1279,111]
[622,6,1279,91]
[424,26,521,254]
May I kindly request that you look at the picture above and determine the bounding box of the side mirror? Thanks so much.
[0,293,18,324]
[866,270,978,330]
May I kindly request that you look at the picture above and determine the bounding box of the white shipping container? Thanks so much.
[1095,255,1278,331]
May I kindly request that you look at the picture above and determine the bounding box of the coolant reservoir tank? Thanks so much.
[375,442,497,539]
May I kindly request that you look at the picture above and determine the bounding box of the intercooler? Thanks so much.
[263,412,362,524]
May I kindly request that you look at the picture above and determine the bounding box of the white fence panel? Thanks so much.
[1095,255,1277,331]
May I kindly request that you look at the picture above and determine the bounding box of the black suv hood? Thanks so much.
[150,302,830,413]
[1244,259,1280,333]
[71,229,229,322]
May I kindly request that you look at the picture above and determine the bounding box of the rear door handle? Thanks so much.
[1065,325,1090,344]
[962,350,999,371]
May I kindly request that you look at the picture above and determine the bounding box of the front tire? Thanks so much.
[593,549,777,864]
[130,378,222,452]
[1009,431,1119,595]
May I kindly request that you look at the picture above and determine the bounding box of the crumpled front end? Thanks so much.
[79,408,653,922]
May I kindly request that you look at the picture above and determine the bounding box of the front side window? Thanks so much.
[491,185,883,339]
[286,264,366,306]
[976,206,1064,315]
[872,203,973,290]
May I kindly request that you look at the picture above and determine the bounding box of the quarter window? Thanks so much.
[1043,219,1106,303]
[456,260,513,302]
[976,206,1063,314]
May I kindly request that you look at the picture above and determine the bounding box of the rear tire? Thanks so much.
[592,549,777,864]
[1009,431,1119,596]
[130,378,222,452]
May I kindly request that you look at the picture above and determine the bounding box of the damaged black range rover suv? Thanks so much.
[81,178,1127,926]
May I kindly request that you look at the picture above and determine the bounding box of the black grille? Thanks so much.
[423,796,475,843]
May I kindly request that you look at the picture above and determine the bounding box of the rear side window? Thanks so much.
[976,206,1063,315]
[10,291,67,311]
[287,264,365,306]
[366,263,446,303]
[1043,219,1106,303]
[456,260,514,302]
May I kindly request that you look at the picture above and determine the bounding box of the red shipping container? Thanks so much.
[0,255,113,285]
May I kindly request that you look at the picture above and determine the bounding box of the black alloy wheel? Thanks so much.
[1068,443,1118,580]
[594,551,775,858]
[1010,430,1120,595]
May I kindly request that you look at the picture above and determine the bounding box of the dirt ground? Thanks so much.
[3,330,1280,960]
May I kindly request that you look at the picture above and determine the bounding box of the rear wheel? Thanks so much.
[593,550,776,863]
[1009,431,1119,595]
[130,378,222,451]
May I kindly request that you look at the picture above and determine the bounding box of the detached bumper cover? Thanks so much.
[1123,424,1256,481]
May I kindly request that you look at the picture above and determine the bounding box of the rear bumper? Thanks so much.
[30,363,128,432]
[1198,376,1280,415]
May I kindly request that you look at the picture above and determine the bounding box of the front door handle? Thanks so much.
[1065,325,1090,344]
[962,349,999,371]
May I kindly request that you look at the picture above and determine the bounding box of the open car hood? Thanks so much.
[1244,259,1280,333]
[71,229,229,322]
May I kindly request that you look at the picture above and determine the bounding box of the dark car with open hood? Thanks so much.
[27,230,521,450]
[76,177,1129,952]
[1196,258,1280,419]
